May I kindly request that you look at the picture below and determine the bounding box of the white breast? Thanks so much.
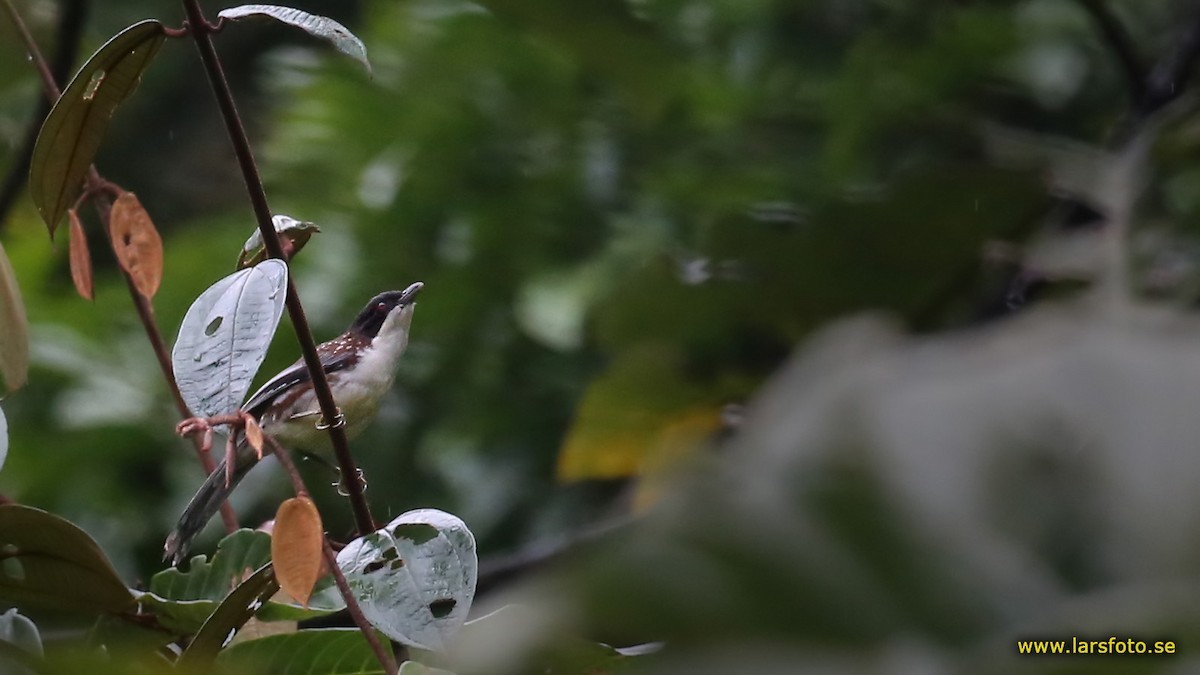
[266,304,415,452]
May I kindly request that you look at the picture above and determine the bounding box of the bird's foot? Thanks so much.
[334,467,366,496]
[315,408,346,431]
[176,413,253,458]
[176,417,215,453]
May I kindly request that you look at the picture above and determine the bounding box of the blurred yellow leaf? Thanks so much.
[68,210,94,301]
[556,347,730,483]
[271,497,324,608]
[631,407,723,511]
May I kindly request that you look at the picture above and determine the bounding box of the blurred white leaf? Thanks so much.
[0,608,40,675]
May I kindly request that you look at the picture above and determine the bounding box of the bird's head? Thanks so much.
[349,282,423,344]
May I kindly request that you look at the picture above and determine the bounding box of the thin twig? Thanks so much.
[180,0,376,536]
[1077,0,1145,102]
[0,0,60,98]
[1,0,238,532]
[0,0,85,232]
[267,436,399,675]
[90,182,239,533]
[476,515,636,595]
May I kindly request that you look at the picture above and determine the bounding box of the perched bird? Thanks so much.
[164,282,424,564]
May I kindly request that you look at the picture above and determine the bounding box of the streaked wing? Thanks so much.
[242,349,356,417]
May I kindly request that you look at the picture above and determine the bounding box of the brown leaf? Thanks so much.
[245,417,265,460]
[67,210,94,301]
[271,497,324,607]
[108,191,163,299]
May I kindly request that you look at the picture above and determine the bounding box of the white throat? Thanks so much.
[366,304,415,373]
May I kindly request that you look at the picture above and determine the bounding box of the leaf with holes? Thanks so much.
[67,210,93,301]
[0,505,133,613]
[171,260,288,419]
[337,509,477,651]
[29,20,165,236]
[144,528,273,633]
[272,497,324,607]
[108,191,162,299]
[0,244,27,394]
[236,214,320,269]
[218,5,371,74]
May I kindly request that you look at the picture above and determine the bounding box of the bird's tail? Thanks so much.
[163,443,258,566]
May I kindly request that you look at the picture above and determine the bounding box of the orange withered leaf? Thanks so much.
[271,497,324,607]
[68,210,94,301]
[108,191,163,299]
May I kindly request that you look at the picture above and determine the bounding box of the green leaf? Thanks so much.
[0,505,133,613]
[218,5,371,74]
[217,628,408,674]
[144,529,272,632]
[177,564,277,669]
[0,243,28,393]
[170,260,289,419]
[143,530,341,633]
[29,20,165,236]
[337,510,477,651]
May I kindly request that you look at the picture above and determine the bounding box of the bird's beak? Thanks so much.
[399,281,424,305]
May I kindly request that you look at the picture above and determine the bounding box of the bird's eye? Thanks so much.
[376,302,389,312]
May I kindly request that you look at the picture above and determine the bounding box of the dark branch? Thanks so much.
[1078,0,1145,101]
[179,0,376,535]
[1134,7,1200,122]
[267,435,399,675]
[0,0,85,230]
[2,0,238,533]
[476,515,635,596]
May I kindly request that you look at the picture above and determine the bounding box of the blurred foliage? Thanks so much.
[3,0,1200,671]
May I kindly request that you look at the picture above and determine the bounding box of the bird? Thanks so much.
[164,281,424,565]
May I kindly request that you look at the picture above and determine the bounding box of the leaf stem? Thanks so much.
[2,0,238,533]
[267,435,399,675]
[180,0,376,536]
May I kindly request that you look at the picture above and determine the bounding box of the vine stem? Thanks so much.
[267,435,399,675]
[0,0,238,532]
[180,0,376,537]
